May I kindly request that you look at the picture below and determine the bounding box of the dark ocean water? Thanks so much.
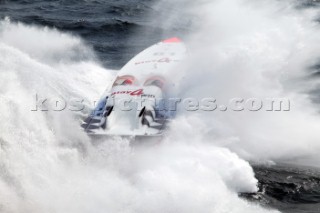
[243,164,320,213]
[0,0,155,69]
[0,0,190,69]
[1,0,320,212]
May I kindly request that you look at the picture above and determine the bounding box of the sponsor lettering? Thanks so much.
[111,89,144,96]
[134,58,180,65]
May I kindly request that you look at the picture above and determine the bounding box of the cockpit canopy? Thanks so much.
[112,75,166,90]
[112,75,136,87]
[143,76,165,89]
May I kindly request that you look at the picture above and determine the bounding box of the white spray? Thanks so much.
[2,0,320,211]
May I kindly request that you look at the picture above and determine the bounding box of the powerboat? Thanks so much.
[81,38,187,139]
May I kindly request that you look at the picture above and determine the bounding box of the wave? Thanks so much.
[151,0,320,163]
[0,18,276,213]
[2,0,320,211]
